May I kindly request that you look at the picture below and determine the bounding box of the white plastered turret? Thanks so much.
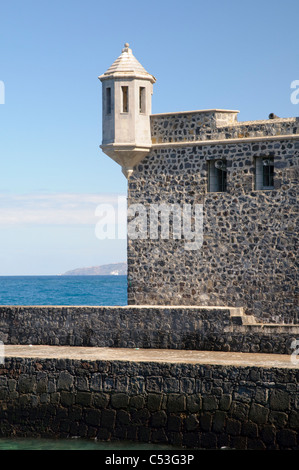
[99,43,156,178]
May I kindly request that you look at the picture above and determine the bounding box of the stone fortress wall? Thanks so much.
[127,111,299,324]
[0,46,298,450]
[1,305,299,354]
[1,353,299,450]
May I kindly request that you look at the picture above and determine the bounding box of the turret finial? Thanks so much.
[122,42,131,53]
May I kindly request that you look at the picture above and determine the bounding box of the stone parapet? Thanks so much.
[0,306,298,354]
[0,350,298,449]
[150,111,299,144]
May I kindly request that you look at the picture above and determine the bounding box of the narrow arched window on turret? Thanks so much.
[122,86,129,113]
[139,87,146,114]
[106,87,111,114]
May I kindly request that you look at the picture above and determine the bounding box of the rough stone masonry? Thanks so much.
[0,44,298,451]
[0,352,298,450]
[99,43,299,325]
[127,112,299,324]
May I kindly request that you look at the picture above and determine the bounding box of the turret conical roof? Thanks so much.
[99,43,156,83]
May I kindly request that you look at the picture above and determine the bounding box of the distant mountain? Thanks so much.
[62,262,127,276]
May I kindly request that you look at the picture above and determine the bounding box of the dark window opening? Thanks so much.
[122,86,129,113]
[139,87,146,113]
[263,158,274,188]
[208,160,227,192]
[255,157,274,189]
[106,87,111,114]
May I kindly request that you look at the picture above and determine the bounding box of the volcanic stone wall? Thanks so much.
[1,306,299,354]
[150,111,299,143]
[0,356,298,450]
[127,113,299,323]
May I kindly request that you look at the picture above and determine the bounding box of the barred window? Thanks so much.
[255,157,274,190]
[208,160,227,192]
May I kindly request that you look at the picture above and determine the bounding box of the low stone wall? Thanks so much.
[0,306,298,354]
[0,356,298,449]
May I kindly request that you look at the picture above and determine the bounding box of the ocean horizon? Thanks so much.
[0,275,128,306]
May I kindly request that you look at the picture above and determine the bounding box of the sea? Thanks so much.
[0,275,128,306]
[0,275,180,451]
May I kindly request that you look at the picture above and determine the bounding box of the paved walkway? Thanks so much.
[3,345,299,369]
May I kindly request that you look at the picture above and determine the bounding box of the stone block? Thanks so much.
[269,390,290,411]
[57,371,73,391]
[167,394,186,413]
[147,393,163,412]
[138,426,151,442]
[289,410,299,429]
[101,409,116,429]
[184,414,199,432]
[200,432,217,449]
[93,392,110,409]
[111,393,129,409]
[167,414,182,432]
[69,406,83,421]
[226,418,241,436]
[131,408,150,425]
[199,413,212,432]
[277,429,297,448]
[241,421,258,438]
[126,424,138,441]
[249,404,269,424]
[18,375,37,394]
[97,427,111,440]
[219,394,232,411]
[202,396,218,411]
[76,392,92,407]
[116,409,130,425]
[151,428,167,444]
[186,394,202,413]
[151,410,167,428]
[90,373,102,392]
[212,411,226,433]
[183,432,200,448]
[269,411,288,427]
[76,377,89,392]
[130,395,145,409]
[260,424,276,445]
[231,401,250,421]
[146,376,163,393]
[85,409,101,426]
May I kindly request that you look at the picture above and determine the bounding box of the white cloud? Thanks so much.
[0,192,127,226]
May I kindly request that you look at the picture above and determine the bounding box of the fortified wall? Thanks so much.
[0,44,298,450]
[128,111,299,324]
[1,348,298,450]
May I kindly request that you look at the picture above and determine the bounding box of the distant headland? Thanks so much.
[62,262,127,276]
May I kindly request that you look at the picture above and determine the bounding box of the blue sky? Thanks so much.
[0,0,298,275]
